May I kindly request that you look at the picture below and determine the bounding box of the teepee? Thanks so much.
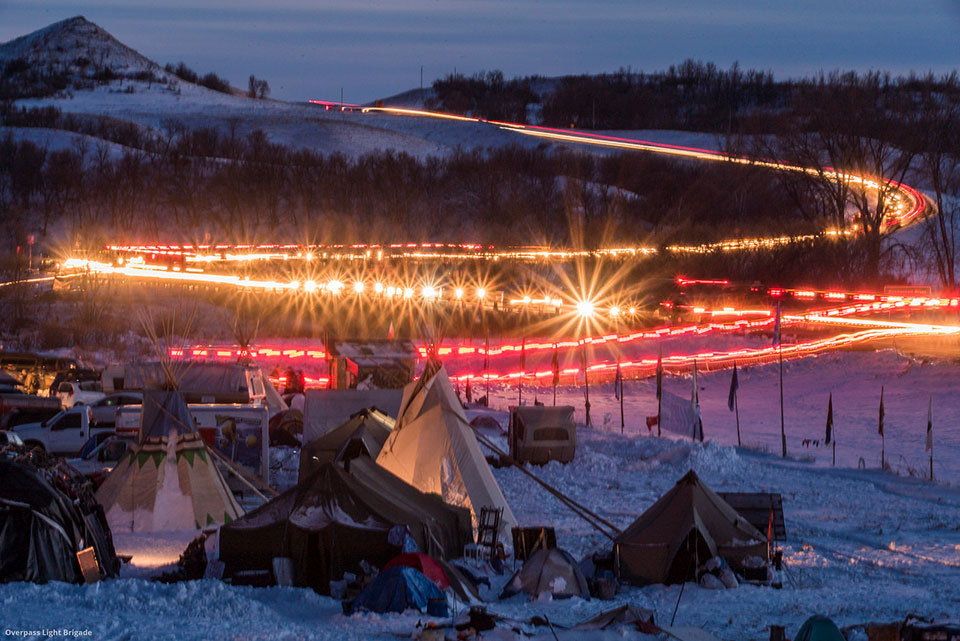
[376,361,517,536]
[96,389,242,532]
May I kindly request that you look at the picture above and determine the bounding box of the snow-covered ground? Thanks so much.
[2,348,959,640]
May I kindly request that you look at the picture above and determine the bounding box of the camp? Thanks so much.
[95,389,243,532]
[614,469,768,585]
[218,457,472,594]
[376,361,517,535]
[298,407,393,483]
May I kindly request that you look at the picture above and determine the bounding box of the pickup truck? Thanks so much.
[12,405,113,455]
[0,391,62,419]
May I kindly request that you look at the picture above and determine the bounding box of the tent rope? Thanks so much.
[148,394,278,500]
[471,430,620,541]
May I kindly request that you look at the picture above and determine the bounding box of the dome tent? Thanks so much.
[500,547,590,600]
[795,615,846,641]
[350,566,448,616]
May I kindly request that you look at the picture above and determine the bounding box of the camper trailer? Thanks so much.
[508,405,577,465]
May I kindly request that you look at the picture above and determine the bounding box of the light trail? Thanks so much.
[359,106,928,230]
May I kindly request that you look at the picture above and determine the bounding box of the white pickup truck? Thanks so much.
[12,405,113,455]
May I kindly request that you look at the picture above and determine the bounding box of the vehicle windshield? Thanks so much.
[77,435,101,459]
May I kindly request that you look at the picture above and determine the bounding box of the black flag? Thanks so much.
[727,364,739,412]
[825,393,833,445]
[878,385,885,437]
[655,345,663,400]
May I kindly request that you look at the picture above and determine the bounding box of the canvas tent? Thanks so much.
[95,389,243,532]
[219,458,472,594]
[500,547,590,599]
[299,408,393,483]
[303,389,404,444]
[376,363,517,535]
[614,469,767,585]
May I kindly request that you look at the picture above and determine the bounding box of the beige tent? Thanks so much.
[614,469,767,585]
[376,362,517,536]
[96,390,242,532]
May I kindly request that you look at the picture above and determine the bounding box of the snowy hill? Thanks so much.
[0,16,172,91]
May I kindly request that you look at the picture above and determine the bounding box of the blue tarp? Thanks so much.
[350,566,448,616]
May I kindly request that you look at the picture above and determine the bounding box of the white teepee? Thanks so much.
[376,363,517,536]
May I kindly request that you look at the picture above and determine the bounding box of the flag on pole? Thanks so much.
[727,364,739,411]
[655,345,663,400]
[691,360,703,441]
[926,395,933,452]
[825,393,833,444]
[465,377,472,403]
[772,301,781,347]
[878,385,885,437]
[551,345,560,386]
[614,359,623,401]
[387,321,395,340]
[520,336,527,373]
[483,335,490,371]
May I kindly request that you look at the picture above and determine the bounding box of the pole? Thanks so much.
[779,343,786,458]
[734,384,741,447]
[619,360,625,435]
[582,341,591,427]
[832,440,836,466]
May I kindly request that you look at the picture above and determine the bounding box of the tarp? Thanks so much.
[303,389,404,444]
[575,604,656,630]
[376,364,517,535]
[95,390,242,532]
[219,459,471,594]
[615,469,767,585]
[0,459,118,583]
[299,408,393,483]
[659,389,701,440]
[794,615,845,641]
[500,547,589,599]
[350,566,447,615]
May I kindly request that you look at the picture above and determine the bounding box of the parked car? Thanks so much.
[68,433,130,479]
[88,392,142,427]
[57,380,105,407]
[12,405,113,455]
[0,430,25,447]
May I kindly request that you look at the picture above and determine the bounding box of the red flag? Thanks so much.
[645,415,658,430]
[387,321,395,340]
[767,508,774,543]
[551,345,560,386]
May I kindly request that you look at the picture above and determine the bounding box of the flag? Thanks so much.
[691,360,703,441]
[825,393,833,445]
[614,359,623,401]
[767,509,774,544]
[655,345,663,400]
[387,321,395,340]
[483,335,490,372]
[465,377,472,403]
[727,364,739,412]
[878,385,885,437]
[645,415,658,430]
[520,336,527,373]
[772,301,781,347]
[551,345,560,386]
[926,395,933,452]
